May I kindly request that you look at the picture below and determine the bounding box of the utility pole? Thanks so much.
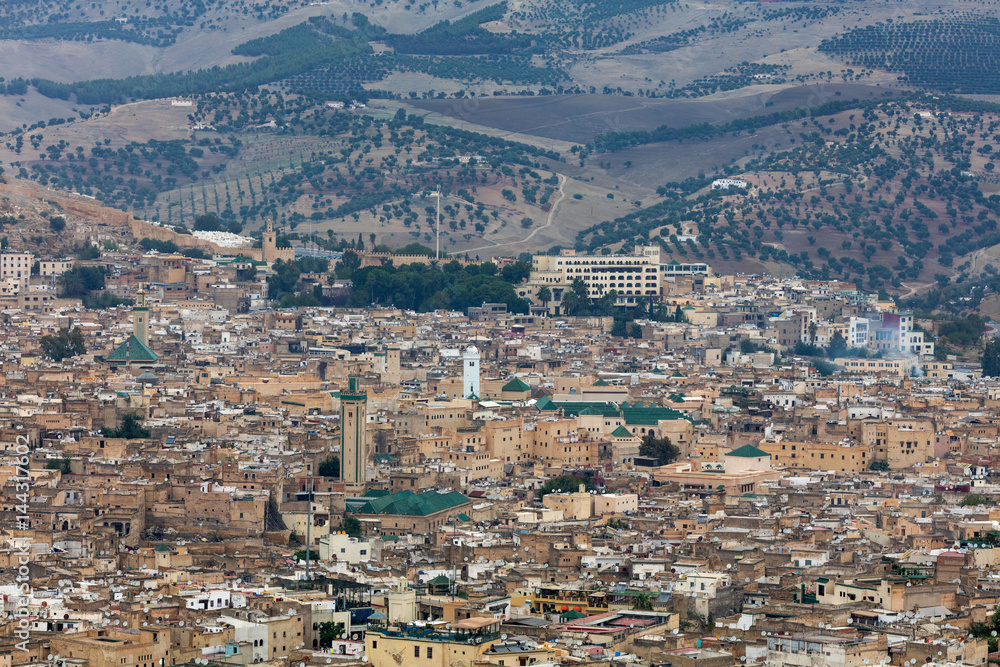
[436,185,441,261]
[451,515,457,601]
[305,478,313,587]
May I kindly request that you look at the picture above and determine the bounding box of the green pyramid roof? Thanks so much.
[611,425,634,438]
[726,444,769,458]
[107,335,158,362]
[353,489,469,516]
[593,379,610,386]
[535,396,557,411]
[502,377,530,392]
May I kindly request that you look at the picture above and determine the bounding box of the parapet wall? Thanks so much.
[359,252,472,268]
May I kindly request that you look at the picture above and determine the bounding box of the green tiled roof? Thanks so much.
[611,425,634,438]
[622,405,687,426]
[502,377,530,392]
[353,489,470,516]
[593,379,609,386]
[726,444,769,458]
[107,335,158,362]
[536,398,690,424]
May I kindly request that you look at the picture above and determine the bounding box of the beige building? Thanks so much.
[759,440,874,474]
[542,485,593,520]
[521,245,662,313]
[529,418,599,466]
[38,258,74,277]
[52,628,170,667]
[365,617,501,667]
[0,252,31,281]
[860,418,934,469]
[594,492,639,515]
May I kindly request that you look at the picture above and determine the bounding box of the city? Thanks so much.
[0,218,994,667]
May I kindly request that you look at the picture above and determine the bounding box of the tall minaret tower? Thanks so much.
[340,377,368,495]
[463,345,481,398]
[133,290,149,348]
[263,219,277,263]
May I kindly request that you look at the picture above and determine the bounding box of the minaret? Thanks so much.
[340,376,368,495]
[463,346,481,398]
[263,219,277,263]
[134,290,149,348]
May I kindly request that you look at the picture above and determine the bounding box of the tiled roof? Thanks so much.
[502,377,530,392]
[353,489,470,516]
[107,335,158,362]
[726,444,769,458]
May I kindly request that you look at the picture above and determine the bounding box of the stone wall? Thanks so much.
[359,252,473,268]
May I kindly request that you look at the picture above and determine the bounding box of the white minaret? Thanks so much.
[463,345,481,398]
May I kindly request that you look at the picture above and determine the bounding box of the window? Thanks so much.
[372,641,377,649]
[414,647,420,658]
[426,648,433,659]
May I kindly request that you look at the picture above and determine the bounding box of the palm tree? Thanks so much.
[537,285,552,313]
[633,591,653,611]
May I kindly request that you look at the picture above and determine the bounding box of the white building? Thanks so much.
[848,317,869,349]
[463,345,481,398]
[711,179,749,190]
[318,532,375,564]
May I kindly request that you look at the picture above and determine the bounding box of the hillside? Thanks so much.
[6,0,1000,308]
[576,96,1000,302]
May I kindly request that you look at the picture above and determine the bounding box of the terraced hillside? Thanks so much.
[577,97,1000,306]
[820,16,1000,94]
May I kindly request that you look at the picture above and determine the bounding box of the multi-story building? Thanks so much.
[51,628,170,667]
[38,258,73,277]
[859,418,934,469]
[759,439,874,474]
[0,252,31,281]
[365,617,502,667]
[521,245,662,314]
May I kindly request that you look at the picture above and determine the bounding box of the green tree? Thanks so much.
[336,249,361,279]
[318,455,340,478]
[40,327,87,361]
[537,474,593,498]
[318,622,346,648]
[45,459,72,474]
[638,432,680,464]
[983,339,1000,377]
[827,331,848,359]
[268,259,302,301]
[49,216,66,234]
[294,549,321,561]
[868,460,889,472]
[960,493,991,507]
[103,413,150,439]
[339,515,362,537]
[632,591,653,611]
[536,285,552,310]
[60,267,106,299]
